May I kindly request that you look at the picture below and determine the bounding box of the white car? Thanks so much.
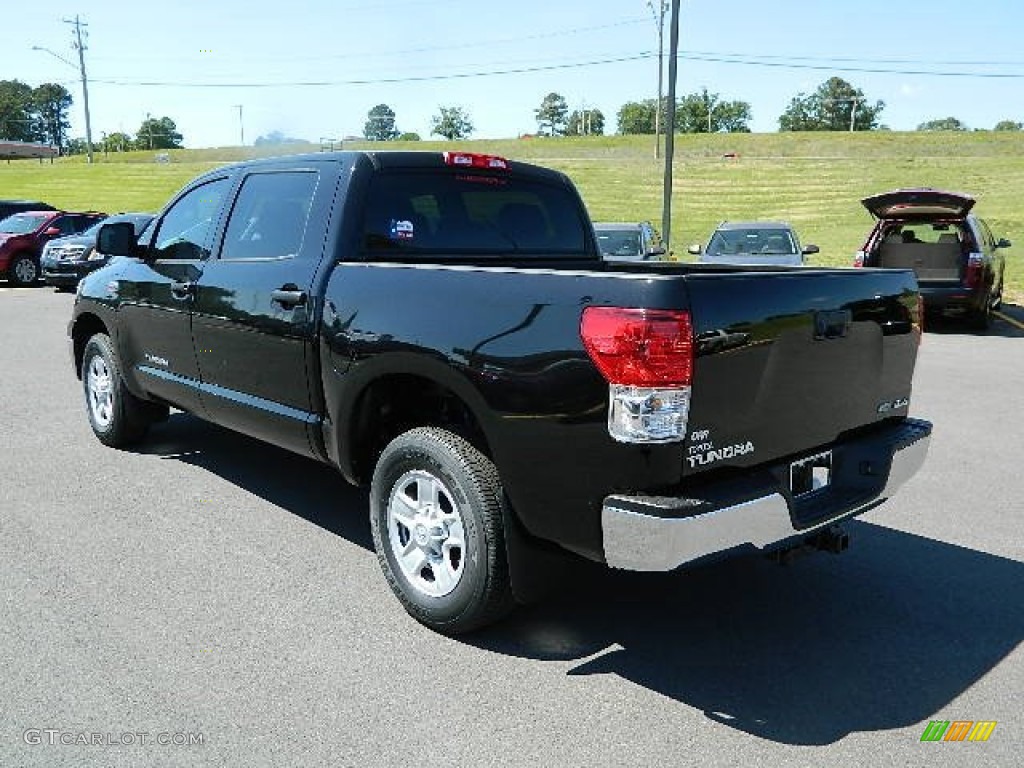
[688,221,819,266]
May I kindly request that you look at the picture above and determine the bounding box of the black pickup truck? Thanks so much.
[70,150,932,633]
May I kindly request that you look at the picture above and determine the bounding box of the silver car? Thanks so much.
[688,221,819,266]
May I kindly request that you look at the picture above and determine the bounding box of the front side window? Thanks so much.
[220,171,318,259]
[360,172,588,258]
[152,178,229,260]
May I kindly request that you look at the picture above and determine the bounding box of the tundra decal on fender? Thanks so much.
[686,441,755,468]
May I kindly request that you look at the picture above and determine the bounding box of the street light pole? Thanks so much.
[660,0,681,249]
[234,104,244,146]
[651,0,667,159]
[64,16,94,163]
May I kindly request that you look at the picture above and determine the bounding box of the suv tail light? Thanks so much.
[580,307,693,443]
[964,252,984,289]
[853,250,866,268]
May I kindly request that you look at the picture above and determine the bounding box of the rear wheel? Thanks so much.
[8,253,39,286]
[968,300,993,331]
[82,333,164,447]
[370,427,515,634]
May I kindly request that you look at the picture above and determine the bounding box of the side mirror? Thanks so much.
[802,244,820,255]
[97,221,139,258]
[646,247,666,258]
[686,243,702,256]
[997,237,1012,249]
[44,227,61,237]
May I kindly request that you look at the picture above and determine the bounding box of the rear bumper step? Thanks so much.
[602,418,931,571]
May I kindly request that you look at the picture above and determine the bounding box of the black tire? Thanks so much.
[370,427,515,634]
[82,333,158,447]
[8,253,39,286]
[968,300,993,331]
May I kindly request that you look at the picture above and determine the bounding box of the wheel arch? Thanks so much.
[71,312,110,379]
[330,356,497,488]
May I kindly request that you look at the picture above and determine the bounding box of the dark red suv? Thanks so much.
[855,189,1012,329]
[0,210,107,286]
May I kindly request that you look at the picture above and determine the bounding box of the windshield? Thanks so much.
[596,229,642,258]
[0,213,48,235]
[707,228,798,257]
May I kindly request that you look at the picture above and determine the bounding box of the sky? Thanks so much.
[3,0,1023,148]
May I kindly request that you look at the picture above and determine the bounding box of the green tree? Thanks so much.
[134,116,183,149]
[0,79,36,141]
[779,77,884,131]
[31,83,73,150]
[364,103,399,141]
[616,99,658,134]
[397,132,421,141]
[566,108,605,136]
[535,92,569,136]
[917,117,968,131]
[676,88,751,133]
[994,120,1022,131]
[102,131,132,153]
[430,106,473,140]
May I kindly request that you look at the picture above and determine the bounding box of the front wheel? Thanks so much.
[82,333,159,447]
[370,427,515,634]
[8,253,39,286]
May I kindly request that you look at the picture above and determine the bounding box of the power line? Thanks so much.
[87,52,656,88]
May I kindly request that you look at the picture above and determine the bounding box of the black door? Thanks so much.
[115,177,231,413]
[190,167,333,457]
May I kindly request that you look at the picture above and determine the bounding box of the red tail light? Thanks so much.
[442,151,509,170]
[964,253,984,289]
[580,307,693,387]
[854,251,865,268]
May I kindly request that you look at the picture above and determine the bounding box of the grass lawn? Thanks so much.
[3,131,1021,299]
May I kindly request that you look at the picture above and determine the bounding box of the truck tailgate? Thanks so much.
[682,268,921,476]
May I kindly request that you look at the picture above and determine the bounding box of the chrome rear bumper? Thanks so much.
[602,419,931,572]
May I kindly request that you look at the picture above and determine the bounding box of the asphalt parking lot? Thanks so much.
[1,286,1021,768]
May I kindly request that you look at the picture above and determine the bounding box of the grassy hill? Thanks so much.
[3,131,1021,297]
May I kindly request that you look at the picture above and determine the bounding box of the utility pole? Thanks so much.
[234,104,244,146]
[849,98,861,132]
[64,15,94,164]
[648,1,668,159]
[661,0,681,249]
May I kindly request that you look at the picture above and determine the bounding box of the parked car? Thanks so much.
[0,199,56,222]
[854,188,1011,329]
[593,221,664,260]
[687,221,819,266]
[71,150,930,634]
[0,210,107,286]
[41,212,154,289]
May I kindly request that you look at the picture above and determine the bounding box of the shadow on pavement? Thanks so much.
[134,414,1023,746]
[470,521,1024,745]
[136,412,373,550]
[925,301,1024,337]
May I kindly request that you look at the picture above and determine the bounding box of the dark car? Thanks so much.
[0,199,56,222]
[688,220,819,266]
[854,189,1011,329]
[0,210,107,286]
[41,213,154,289]
[593,221,664,260]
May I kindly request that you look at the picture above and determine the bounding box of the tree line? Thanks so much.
[3,75,1020,153]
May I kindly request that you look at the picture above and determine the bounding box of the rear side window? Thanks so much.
[221,171,318,259]
[360,172,587,257]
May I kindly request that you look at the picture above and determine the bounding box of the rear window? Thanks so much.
[360,172,588,258]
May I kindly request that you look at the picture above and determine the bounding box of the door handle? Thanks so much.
[170,280,195,299]
[271,289,307,307]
